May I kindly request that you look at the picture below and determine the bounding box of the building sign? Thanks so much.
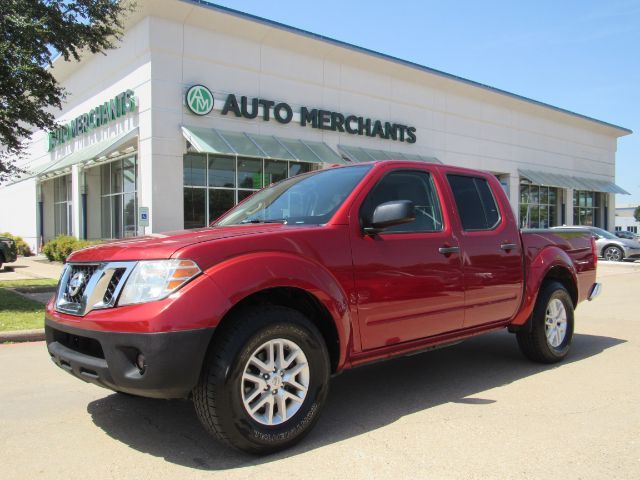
[186,85,214,116]
[185,85,417,144]
[48,89,137,151]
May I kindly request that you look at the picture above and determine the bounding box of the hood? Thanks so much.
[67,224,286,262]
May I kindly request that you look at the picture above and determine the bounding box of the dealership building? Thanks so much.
[0,0,632,252]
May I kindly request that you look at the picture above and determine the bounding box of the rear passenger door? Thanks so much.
[446,174,524,328]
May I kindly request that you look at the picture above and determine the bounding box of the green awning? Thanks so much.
[36,128,138,178]
[338,145,440,163]
[519,169,629,195]
[181,126,347,164]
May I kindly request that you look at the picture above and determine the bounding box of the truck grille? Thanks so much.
[62,264,98,304]
[103,268,126,305]
[55,262,136,316]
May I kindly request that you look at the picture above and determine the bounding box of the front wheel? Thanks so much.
[516,281,574,363]
[193,305,330,454]
[603,246,624,262]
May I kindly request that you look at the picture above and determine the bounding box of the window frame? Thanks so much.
[446,173,502,232]
[358,168,445,235]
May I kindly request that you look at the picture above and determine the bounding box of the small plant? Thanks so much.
[42,236,102,262]
[1,232,32,256]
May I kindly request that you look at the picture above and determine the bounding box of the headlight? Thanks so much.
[118,259,201,306]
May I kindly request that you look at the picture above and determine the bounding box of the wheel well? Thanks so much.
[213,287,340,373]
[543,266,578,307]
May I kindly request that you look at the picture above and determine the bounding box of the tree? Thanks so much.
[634,205,640,223]
[0,0,134,183]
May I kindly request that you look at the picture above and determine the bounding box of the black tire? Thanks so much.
[602,245,624,262]
[516,281,574,364]
[193,305,330,454]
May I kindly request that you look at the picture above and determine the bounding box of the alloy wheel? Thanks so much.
[241,338,310,426]
[545,298,567,348]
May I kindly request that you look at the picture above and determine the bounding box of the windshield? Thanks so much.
[215,164,373,226]
[591,227,618,240]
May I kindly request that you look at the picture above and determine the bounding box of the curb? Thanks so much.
[0,329,45,343]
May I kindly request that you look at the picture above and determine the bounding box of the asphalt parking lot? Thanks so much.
[1,262,639,479]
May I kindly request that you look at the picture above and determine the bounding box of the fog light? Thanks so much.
[136,353,147,374]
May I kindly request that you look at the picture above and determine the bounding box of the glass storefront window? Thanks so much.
[183,153,206,187]
[289,161,312,177]
[184,187,206,229]
[265,159,288,185]
[183,154,319,229]
[209,189,235,222]
[101,156,138,238]
[519,182,559,229]
[208,156,235,188]
[53,175,72,236]
[573,191,600,226]
[238,158,263,189]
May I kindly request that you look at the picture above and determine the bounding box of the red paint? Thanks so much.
[47,161,597,373]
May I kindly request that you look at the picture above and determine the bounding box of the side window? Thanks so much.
[361,170,444,233]
[447,174,500,231]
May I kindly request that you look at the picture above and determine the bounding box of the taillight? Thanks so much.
[591,236,597,268]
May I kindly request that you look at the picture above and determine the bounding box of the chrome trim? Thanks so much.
[587,282,602,301]
[55,262,137,316]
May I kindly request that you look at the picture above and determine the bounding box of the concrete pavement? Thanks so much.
[0,255,63,281]
[0,263,638,479]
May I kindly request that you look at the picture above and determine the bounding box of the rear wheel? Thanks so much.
[193,305,330,454]
[516,281,574,363]
[603,245,624,262]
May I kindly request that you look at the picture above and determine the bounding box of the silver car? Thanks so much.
[552,226,640,262]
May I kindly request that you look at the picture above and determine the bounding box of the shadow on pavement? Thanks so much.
[87,330,624,470]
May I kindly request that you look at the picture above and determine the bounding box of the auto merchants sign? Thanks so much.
[185,84,417,144]
[48,90,137,151]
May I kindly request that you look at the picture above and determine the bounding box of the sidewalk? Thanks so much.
[0,255,63,281]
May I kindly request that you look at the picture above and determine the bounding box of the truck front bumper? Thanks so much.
[45,319,215,399]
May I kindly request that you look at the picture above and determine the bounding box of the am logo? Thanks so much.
[186,85,214,115]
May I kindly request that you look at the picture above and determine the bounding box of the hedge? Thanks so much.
[42,236,102,263]
[1,232,32,257]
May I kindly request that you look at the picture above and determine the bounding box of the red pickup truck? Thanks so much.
[46,161,600,453]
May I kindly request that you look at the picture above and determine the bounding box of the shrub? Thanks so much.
[1,232,33,257]
[41,236,102,262]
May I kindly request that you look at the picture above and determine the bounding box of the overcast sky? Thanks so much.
[209,0,640,204]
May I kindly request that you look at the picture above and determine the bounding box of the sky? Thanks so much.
[208,0,640,205]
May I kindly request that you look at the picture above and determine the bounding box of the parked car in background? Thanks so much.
[0,236,17,270]
[553,226,640,262]
[615,230,639,241]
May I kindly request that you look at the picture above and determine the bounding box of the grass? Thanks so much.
[0,278,58,288]
[0,289,46,331]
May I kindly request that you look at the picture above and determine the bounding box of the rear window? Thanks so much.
[447,175,500,231]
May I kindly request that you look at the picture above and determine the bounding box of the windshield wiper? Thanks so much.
[239,218,287,224]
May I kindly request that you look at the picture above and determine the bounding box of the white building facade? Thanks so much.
[0,0,631,252]
[615,204,640,234]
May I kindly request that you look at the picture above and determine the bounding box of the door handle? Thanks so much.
[438,246,460,255]
[500,243,518,251]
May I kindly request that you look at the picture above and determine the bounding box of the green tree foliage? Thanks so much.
[634,205,640,223]
[0,0,133,182]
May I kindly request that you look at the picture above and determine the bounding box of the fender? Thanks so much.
[203,251,353,370]
[510,245,578,327]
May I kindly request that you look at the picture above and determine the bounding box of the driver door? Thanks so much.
[350,167,465,351]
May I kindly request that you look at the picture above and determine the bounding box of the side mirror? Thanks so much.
[364,200,416,234]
